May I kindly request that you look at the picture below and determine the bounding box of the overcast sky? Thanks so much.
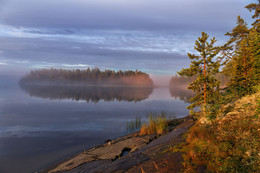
[0,0,256,83]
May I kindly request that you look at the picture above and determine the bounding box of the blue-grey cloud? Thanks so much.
[0,32,192,76]
[0,0,256,78]
[0,0,252,32]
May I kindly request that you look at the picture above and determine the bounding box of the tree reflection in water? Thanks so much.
[19,84,153,103]
[126,117,142,133]
[169,86,195,103]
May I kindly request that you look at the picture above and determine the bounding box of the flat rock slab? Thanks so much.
[48,135,155,173]
[48,153,96,173]
[89,137,150,160]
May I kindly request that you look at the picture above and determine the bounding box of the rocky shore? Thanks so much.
[43,115,194,173]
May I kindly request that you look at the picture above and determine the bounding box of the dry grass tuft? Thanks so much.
[139,113,169,136]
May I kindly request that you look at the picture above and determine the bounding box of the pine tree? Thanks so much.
[245,0,260,31]
[225,16,249,47]
[220,16,253,96]
[248,29,260,84]
[220,16,249,77]
[178,32,220,118]
[221,11,259,97]
[227,29,260,96]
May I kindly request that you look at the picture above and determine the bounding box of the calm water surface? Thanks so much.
[0,79,190,173]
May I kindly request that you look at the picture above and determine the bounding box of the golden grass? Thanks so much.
[176,91,260,172]
[139,113,169,135]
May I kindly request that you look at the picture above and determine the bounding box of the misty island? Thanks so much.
[19,68,154,87]
[19,68,154,102]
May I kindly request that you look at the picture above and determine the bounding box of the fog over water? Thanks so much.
[0,78,193,173]
[0,0,256,172]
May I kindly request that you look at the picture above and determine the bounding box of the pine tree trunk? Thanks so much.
[204,56,206,116]
[242,38,247,83]
[243,45,247,82]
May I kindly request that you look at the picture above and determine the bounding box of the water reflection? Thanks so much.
[126,117,142,133]
[169,87,195,103]
[19,84,153,102]
[1,82,190,173]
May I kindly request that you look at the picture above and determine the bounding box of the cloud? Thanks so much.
[31,63,94,69]
[0,0,255,77]
[0,61,8,65]
[0,32,192,75]
[0,0,252,32]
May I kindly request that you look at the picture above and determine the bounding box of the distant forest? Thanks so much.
[169,73,230,102]
[169,73,230,89]
[20,68,154,87]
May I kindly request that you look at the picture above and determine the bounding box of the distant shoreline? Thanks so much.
[19,81,155,88]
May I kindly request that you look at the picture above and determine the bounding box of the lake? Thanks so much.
[0,79,191,173]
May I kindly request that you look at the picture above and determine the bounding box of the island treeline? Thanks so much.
[20,68,153,87]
